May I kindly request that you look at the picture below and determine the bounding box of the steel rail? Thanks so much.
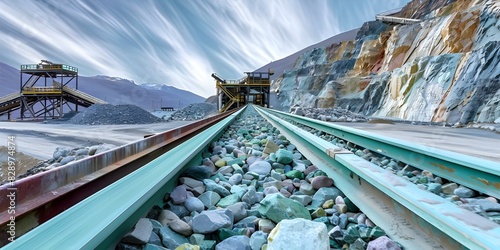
[260,107,500,199]
[255,105,500,250]
[0,109,237,246]
[2,107,245,249]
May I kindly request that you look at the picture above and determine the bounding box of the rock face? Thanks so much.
[273,0,500,124]
[267,218,329,250]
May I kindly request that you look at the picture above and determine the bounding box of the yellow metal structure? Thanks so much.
[212,69,274,112]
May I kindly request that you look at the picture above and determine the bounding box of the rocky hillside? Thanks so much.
[271,0,500,125]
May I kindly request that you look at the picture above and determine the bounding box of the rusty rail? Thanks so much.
[0,109,236,246]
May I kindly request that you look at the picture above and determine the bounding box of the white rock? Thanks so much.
[267,218,329,250]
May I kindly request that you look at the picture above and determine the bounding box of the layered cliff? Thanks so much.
[273,0,500,124]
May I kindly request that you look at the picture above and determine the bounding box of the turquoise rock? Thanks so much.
[285,170,304,179]
[227,158,244,166]
[218,228,239,241]
[276,149,294,164]
[258,193,311,223]
[427,183,442,194]
[311,187,342,207]
[203,179,231,197]
[230,185,247,198]
[370,226,386,238]
[199,240,217,250]
[159,226,189,249]
[217,194,240,208]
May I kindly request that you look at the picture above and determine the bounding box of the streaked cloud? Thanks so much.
[0,0,410,97]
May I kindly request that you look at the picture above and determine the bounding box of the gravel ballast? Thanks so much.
[68,104,162,125]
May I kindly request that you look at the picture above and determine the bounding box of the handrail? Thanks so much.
[376,15,421,25]
[377,7,404,16]
[21,64,78,73]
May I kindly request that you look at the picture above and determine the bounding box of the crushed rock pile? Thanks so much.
[14,144,117,181]
[169,103,217,121]
[290,106,367,122]
[68,104,162,125]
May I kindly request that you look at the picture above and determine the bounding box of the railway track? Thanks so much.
[2,105,499,249]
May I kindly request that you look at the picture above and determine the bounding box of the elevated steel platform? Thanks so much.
[0,60,106,120]
[212,69,273,112]
[375,7,421,25]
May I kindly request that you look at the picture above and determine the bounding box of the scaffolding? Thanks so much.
[212,69,274,112]
[0,60,107,120]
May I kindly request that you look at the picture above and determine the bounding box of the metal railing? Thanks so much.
[21,64,78,73]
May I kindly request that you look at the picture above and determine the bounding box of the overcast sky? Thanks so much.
[0,0,410,97]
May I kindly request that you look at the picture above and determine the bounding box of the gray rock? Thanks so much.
[170,185,188,205]
[184,197,204,213]
[248,161,272,175]
[198,191,221,208]
[339,214,348,229]
[157,210,192,236]
[59,155,75,165]
[179,177,204,188]
[88,145,99,156]
[366,236,401,250]
[181,165,213,180]
[228,173,243,185]
[264,186,279,196]
[233,215,258,228]
[226,202,248,222]
[289,195,312,206]
[298,182,315,195]
[454,186,475,198]
[159,226,189,249]
[465,198,500,212]
[242,186,259,206]
[122,218,153,245]
[249,231,268,250]
[53,147,70,160]
[75,148,89,156]
[192,210,233,234]
[216,235,251,250]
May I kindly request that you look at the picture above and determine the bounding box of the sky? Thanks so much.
[0,0,411,97]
